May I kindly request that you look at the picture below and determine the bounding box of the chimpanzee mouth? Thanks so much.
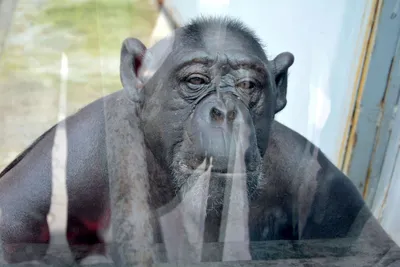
[183,130,247,175]
[210,166,247,175]
[199,155,248,175]
[180,155,247,175]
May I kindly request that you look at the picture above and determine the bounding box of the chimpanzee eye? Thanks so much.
[185,74,209,90]
[236,80,256,90]
[187,76,207,85]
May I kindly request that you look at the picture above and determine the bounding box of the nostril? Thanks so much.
[210,107,225,122]
[227,109,237,121]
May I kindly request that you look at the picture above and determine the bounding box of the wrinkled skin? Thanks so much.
[0,17,399,265]
[137,21,285,211]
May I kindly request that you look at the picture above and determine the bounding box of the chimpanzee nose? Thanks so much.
[209,103,237,124]
[190,94,248,172]
[210,107,224,122]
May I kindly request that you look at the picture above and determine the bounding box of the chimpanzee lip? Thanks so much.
[211,168,247,175]
[179,161,246,175]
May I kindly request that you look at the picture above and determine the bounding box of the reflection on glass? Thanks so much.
[0,0,399,266]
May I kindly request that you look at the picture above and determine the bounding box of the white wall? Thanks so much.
[166,0,374,166]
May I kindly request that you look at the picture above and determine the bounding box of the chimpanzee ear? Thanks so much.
[120,38,147,103]
[271,52,294,113]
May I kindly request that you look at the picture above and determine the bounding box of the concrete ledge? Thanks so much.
[1,238,399,266]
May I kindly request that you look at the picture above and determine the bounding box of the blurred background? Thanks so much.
[0,0,399,246]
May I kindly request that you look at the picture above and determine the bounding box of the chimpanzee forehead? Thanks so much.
[175,22,268,61]
[138,22,268,83]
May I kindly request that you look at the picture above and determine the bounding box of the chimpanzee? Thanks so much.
[0,17,398,265]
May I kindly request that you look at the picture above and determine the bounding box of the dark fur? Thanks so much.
[0,17,398,265]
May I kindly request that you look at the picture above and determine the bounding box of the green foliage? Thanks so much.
[38,0,157,56]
